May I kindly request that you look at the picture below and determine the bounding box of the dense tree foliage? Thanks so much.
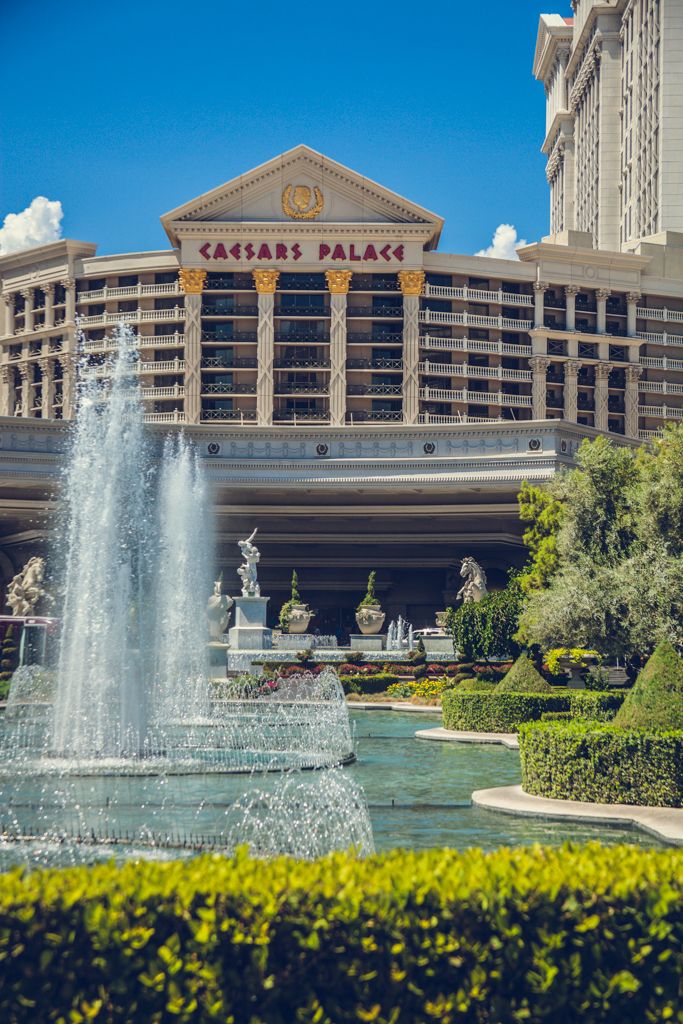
[445,574,523,662]
[517,425,683,669]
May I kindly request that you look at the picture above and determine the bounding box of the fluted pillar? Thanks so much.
[565,285,579,331]
[0,366,12,416]
[533,281,547,328]
[399,270,425,425]
[563,359,581,422]
[179,268,206,425]
[596,289,610,334]
[21,289,34,333]
[530,356,550,419]
[627,292,640,338]
[44,283,55,329]
[594,362,612,432]
[326,270,351,426]
[1,294,13,338]
[253,269,279,426]
[60,277,78,420]
[39,357,54,419]
[624,365,643,439]
[19,365,30,417]
[61,278,76,323]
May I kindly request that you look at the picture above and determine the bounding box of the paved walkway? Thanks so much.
[472,784,683,845]
[415,726,519,749]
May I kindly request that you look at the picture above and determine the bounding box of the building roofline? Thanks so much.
[0,239,98,271]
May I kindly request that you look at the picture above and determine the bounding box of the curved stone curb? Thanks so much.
[347,702,441,714]
[472,784,683,846]
[415,726,519,749]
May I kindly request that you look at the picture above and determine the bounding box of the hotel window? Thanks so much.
[118,275,138,287]
[88,279,106,291]
[203,296,235,314]
[279,273,325,291]
[155,271,177,284]
[118,301,137,313]
[548,339,567,357]
[206,272,235,289]
[279,293,325,312]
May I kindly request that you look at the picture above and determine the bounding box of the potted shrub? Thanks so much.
[278,571,313,635]
[355,571,385,636]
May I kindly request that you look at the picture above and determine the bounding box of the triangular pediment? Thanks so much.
[161,145,443,247]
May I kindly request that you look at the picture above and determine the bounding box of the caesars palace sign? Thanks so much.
[194,240,409,265]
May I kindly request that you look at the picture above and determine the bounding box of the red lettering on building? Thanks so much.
[229,243,241,259]
[363,245,378,261]
[331,244,346,260]
[214,242,228,259]
[275,243,288,260]
[349,244,361,261]
[292,243,302,261]
[394,244,405,262]
[319,244,331,260]
[198,240,406,262]
[245,243,255,260]
[199,243,211,260]
[257,243,272,259]
[379,244,392,261]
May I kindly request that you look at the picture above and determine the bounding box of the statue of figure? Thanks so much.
[457,557,488,604]
[206,579,233,639]
[6,556,54,617]
[237,528,261,597]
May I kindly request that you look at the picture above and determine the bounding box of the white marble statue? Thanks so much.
[237,528,261,597]
[6,556,53,617]
[457,557,488,603]
[206,579,233,639]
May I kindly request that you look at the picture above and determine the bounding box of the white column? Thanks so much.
[40,357,54,419]
[179,268,206,425]
[597,29,624,251]
[530,356,550,419]
[1,294,13,338]
[399,271,425,425]
[594,362,612,432]
[19,365,30,417]
[62,278,76,323]
[624,365,642,439]
[565,286,578,331]
[0,366,12,416]
[326,270,351,427]
[60,277,78,420]
[627,292,640,338]
[533,281,547,328]
[21,289,34,332]
[44,283,55,329]
[596,289,609,334]
[564,359,581,422]
[253,270,279,427]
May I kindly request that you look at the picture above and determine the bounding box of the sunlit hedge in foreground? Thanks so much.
[1,844,681,1022]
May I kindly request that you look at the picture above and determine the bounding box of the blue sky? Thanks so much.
[0,0,564,258]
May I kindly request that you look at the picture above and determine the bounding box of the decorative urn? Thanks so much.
[355,605,386,636]
[287,603,313,634]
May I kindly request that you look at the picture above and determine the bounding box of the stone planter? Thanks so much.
[558,654,599,689]
[287,604,313,634]
[355,605,385,636]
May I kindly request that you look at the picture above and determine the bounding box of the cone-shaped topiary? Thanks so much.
[495,653,551,693]
[614,640,683,730]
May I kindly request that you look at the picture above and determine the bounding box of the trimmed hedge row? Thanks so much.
[1,845,681,1022]
[441,690,624,733]
[340,673,400,694]
[520,720,683,807]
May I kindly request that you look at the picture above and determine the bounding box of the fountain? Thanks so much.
[0,324,374,867]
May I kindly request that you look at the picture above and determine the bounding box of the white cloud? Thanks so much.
[476,223,526,261]
[0,196,64,255]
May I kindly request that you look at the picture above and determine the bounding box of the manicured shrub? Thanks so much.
[614,640,683,730]
[520,720,683,806]
[495,653,551,693]
[442,690,623,733]
[339,673,399,695]
[0,846,681,1023]
[457,677,496,692]
[541,711,572,722]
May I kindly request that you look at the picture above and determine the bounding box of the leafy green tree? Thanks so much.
[445,575,524,663]
[517,481,564,592]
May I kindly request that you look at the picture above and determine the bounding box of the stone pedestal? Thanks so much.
[228,596,272,651]
[423,636,455,658]
[207,641,229,675]
[349,634,385,652]
[19,622,48,666]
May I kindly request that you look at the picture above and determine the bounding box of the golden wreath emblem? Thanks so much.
[282,184,324,220]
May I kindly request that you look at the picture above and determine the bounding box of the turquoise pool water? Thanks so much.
[348,710,662,851]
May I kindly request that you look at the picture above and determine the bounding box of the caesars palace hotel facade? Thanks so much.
[0,0,682,632]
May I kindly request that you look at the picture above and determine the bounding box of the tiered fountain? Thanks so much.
[0,326,373,868]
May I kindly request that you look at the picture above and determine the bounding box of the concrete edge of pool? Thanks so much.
[348,702,442,714]
[415,727,520,749]
[472,785,683,846]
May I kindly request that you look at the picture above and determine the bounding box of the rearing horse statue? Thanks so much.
[456,557,488,604]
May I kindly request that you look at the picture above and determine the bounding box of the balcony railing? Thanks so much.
[420,334,532,356]
[274,306,329,317]
[143,411,186,423]
[77,282,180,302]
[639,356,683,371]
[275,383,330,394]
[346,332,403,343]
[424,284,533,306]
[417,412,503,425]
[345,410,403,422]
[81,332,185,353]
[202,331,257,343]
[85,358,186,377]
[201,357,258,368]
[78,307,184,327]
[202,305,258,317]
[201,409,257,421]
[274,359,331,369]
[638,404,683,420]
[419,360,532,382]
[419,386,532,407]
[347,384,403,396]
[275,332,330,343]
[273,410,330,421]
[419,310,533,330]
[637,306,683,323]
[346,358,403,370]
[636,331,683,347]
[201,383,258,394]
[346,306,403,318]
[639,380,683,395]
[140,385,185,399]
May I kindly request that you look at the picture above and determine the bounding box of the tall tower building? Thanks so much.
[534,0,683,251]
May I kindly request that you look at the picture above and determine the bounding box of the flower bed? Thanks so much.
[520,720,683,807]
[441,690,624,733]
[1,845,681,1022]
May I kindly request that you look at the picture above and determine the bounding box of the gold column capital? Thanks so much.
[398,270,425,297]
[178,268,207,294]
[325,269,353,295]
[252,269,279,294]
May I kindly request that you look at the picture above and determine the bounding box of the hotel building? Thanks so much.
[0,0,682,631]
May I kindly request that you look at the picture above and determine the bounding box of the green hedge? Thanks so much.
[520,720,683,807]
[442,690,624,733]
[0,845,681,1022]
[340,673,400,694]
